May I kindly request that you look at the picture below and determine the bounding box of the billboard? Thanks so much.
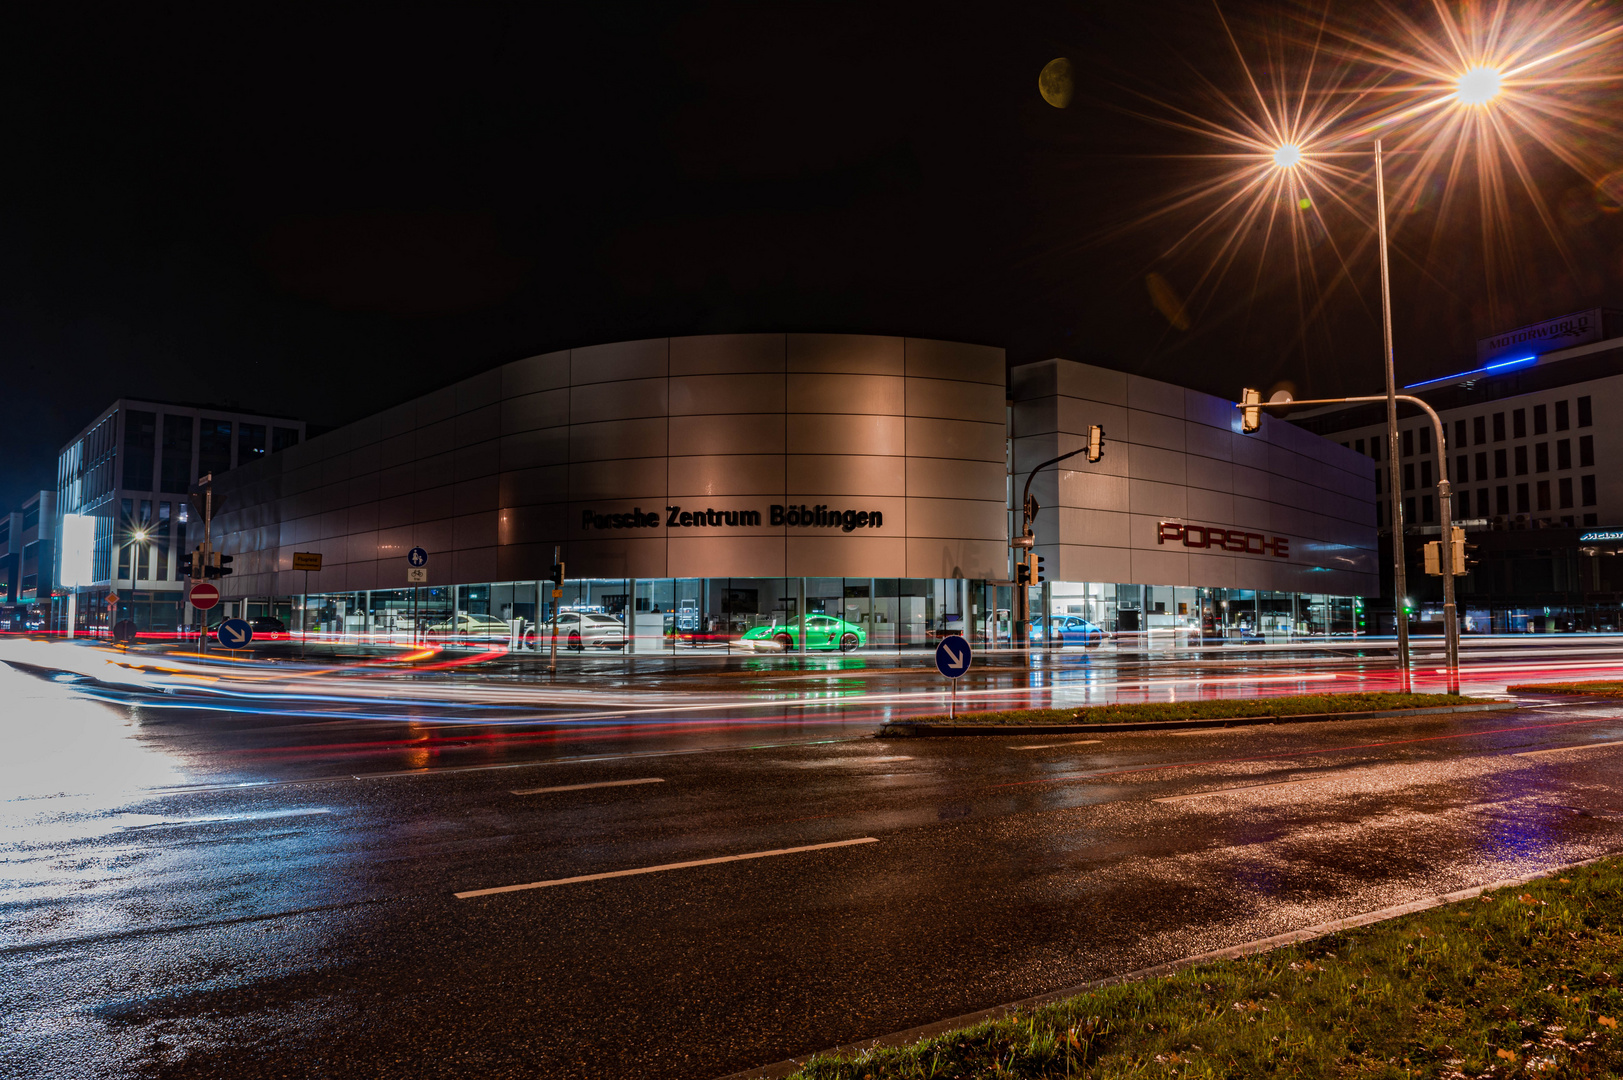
[58,513,96,588]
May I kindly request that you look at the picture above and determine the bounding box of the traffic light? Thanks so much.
[1423,540,1442,575]
[1034,554,1047,583]
[1086,424,1105,463]
[217,553,233,577]
[550,564,563,587]
[1240,387,1262,433]
[1015,561,1032,585]
[1451,525,1467,575]
[179,550,195,577]
[202,552,235,578]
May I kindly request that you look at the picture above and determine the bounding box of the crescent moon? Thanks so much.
[1038,57,1073,109]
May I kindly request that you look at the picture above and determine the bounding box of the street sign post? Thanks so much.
[291,552,324,657]
[934,635,972,719]
[406,549,428,644]
[217,617,253,651]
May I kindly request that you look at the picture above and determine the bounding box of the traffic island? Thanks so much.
[1507,681,1623,698]
[879,692,1504,736]
[781,857,1623,1079]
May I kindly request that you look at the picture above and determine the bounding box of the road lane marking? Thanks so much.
[1012,740,1101,750]
[454,837,880,899]
[1516,740,1623,758]
[511,777,664,795]
[977,714,1623,795]
[121,808,332,829]
[1155,778,1311,803]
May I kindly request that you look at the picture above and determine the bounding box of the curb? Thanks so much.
[718,851,1618,1080]
[877,701,1517,737]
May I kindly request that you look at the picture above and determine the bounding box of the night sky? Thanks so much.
[3,1,1619,512]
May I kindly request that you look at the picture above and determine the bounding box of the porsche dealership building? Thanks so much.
[203,333,1378,650]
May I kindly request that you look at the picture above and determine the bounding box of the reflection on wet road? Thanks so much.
[4,637,1623,1078]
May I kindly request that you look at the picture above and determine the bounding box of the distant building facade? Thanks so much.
[50,400,305,633]
[1300,308,1623,631]
[0,491,55,631]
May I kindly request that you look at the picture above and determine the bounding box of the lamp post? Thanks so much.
[1263,62,1503,691]
[1373,138,1413,691]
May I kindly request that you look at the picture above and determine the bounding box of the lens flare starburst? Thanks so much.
[1088,0,1623,375]
[1454,64,1503,106]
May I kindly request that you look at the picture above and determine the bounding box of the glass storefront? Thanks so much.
[1043,582,1360,641]
[253,577,1365,651]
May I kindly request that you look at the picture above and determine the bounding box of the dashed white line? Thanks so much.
[511,777,664,796]
[1012,740,1102,750]
[120,808,332,829]
[1154,778,1312,803]
[454,837,880,899]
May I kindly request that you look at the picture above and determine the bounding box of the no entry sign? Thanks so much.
[189,582,220,610]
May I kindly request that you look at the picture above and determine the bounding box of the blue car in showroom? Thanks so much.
[1032,615,1109,648]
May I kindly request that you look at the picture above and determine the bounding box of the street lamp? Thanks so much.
[125,528,149,624]
[1265,77,1497,693]
[1453,65,1503,107]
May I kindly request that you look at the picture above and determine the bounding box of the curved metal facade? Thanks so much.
[213,334,1010,595]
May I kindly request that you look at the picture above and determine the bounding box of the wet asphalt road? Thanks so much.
[7,646,1623,1078]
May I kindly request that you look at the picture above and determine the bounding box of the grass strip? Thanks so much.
[897,692,1485,727]
[1507,681,1623,698]
[790,858,1623,1079]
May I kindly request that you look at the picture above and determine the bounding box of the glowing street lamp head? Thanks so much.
[1272,143,1302,169]
[1454,65,1503,106]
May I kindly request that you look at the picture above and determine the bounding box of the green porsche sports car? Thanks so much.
[740,614,867,652]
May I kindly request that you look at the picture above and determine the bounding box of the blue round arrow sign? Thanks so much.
[407,546,429,567]
[217,618,253,649]
[934,635,972,679]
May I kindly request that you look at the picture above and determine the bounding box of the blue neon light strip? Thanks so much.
[1404,355,1537,390]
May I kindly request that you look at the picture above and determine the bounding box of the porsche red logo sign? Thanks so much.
[1158,521,1289,558]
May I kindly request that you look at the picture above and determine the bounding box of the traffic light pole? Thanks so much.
[1015,433,1103,649]
[549,551,564,674]
[1245,392,1460,695]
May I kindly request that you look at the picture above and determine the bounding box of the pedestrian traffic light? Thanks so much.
[1086,424,1105,463]
[179,551,194,577]
[1034,554,1046,583]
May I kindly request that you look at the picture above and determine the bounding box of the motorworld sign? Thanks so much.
[582,504,885,532]
[1478,309,1604,361]
[1158,521,1289,558]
